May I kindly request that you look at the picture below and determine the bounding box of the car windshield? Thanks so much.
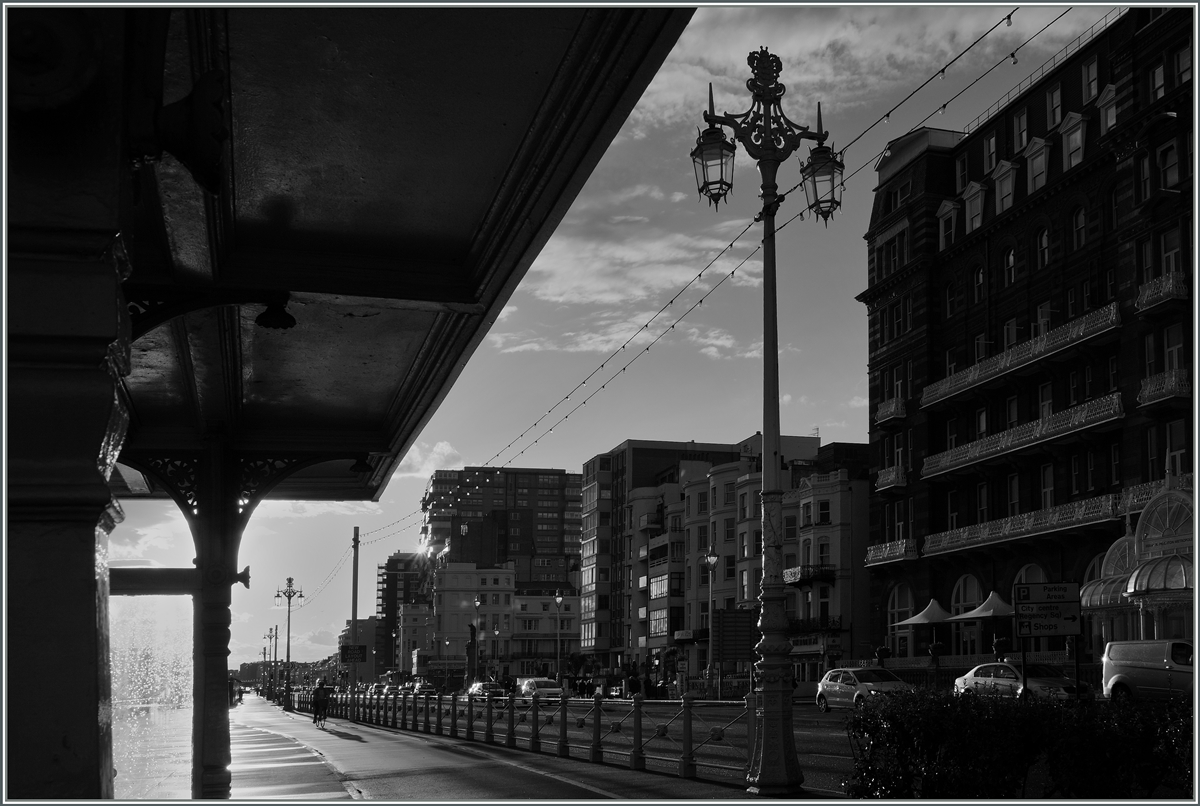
[854,669,902,683]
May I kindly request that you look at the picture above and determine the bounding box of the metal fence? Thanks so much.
[294,690,760,784]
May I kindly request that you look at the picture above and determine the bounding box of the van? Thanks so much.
[1102,640,1193,700]
[519,677,563,699]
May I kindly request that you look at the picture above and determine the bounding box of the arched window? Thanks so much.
[887,583,914,659]
[1036,229,1050,270]
[1072,207,1087,249]
[951,574,983,656]
[974,266,987,303]
[1004,248,1017,285]
[1083,553,1105,585]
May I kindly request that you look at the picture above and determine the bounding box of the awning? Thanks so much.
[1126,554,1194,596]
[946,591,1014,621]
[893,598,953,626]
[1081,575,1132,608]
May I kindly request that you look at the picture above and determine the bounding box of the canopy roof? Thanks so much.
[893,598,953,626]
[946,590,1014,621]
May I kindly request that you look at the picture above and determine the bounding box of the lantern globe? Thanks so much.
[800,144,844,222]
[690,125,736,208]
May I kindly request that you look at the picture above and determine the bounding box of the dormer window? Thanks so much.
[1022,137,1048,193]
[963,181,986,233]
[991,160,1016,214]
[1097,84,1117,135]
[1059,112,1087,171]
[937,199,960,251]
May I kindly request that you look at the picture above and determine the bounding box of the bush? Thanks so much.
[844,690,1192,798]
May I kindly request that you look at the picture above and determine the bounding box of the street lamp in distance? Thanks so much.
[554,589,564,684]
[705,549,720,700]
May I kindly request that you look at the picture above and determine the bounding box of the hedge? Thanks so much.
[843,689,1193,798]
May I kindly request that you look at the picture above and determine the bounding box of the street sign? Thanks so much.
[1013,582,1082,637]
[340,644,367,663]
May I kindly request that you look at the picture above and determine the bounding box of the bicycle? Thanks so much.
[313,701,328,728]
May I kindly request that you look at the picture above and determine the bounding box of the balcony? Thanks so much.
[1119,474,1194,515]
[782,563,837,586]
[922,392,1123,478]
[1135,272,1189,313]
[865,538,919,565]
[921,303,1120,408]
[1138,369,1191,406]
[638,512,662,531]
[922,493,1118,556]
[787,615,842,635]
[875,465,907,491]
[875,396,907,424]
[673,628,709,643]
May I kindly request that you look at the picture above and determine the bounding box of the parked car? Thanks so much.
[468,681,508,703]
[815,667,913,711]
[520,678,564,699]
[383,684,400,696]
[1103,640,1193,701]
[410,682,438,696]
[954,660,1093,701]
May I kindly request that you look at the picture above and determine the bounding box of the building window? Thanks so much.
[965,183,984,232]
[951,575,982,656]
[817,500,830,524]
[1082,57,1098,102]
[1147,428,1161,481]
[738,493,747,519]
[1158,142,1179,188]
[977,482,989,523]
[724,517,735,541]
[956,153,968,193]
[1033,228,1049,270]
[975,407,988,439]
[1067,288,1077,319]
[974,333,987,363]
[887,584,914,659]
[1013,108,1028,151]
[1138,154,1151,202]
[1152,63,1165,100]
[984,132,997,172]
[1034,302,1051,338]
[1064,120,1084,170]
[1111,444,1121,485]
[1006,395,1018,428]
[1007,473,1020,516]
[1162,229,1181,274]
[1024,138,1048,193]
[938,200,959,251]
[995,162,1014,213]
[723,482,735,505]
[973,266,986,303]
[1040,464,1054,509]
[724,555,735,581]
[1003,318,1018,349]
[1167,419,1187,476]
[1003,249,1016,285]
[945,348,957,377]
[1098,84,1117,134]
[1072,207,1087,250]
[1047,84,1062,127]
[1071,455,1081,494]
[1177,45,1192,84]
[946,416,957,449]
[1038,382,1053,418]
[944,283,957,318]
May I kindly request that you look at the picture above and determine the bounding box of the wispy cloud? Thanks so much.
[253,501,380,519]
[395,441,463,479]
[109,508,190,559]
[848,395,869,408]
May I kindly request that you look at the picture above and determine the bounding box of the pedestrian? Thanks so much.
[312,679,329,726]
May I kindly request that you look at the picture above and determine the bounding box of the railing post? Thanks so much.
[466,695,475,741]
[530,693,541,752]
[630,693,645,770]
[557,691,569,757]
[506,693,517,748]
[484,695,494,744]
[590,692,603,762]
[679,691,696,778]
[744,691,756,778]
[399,692,408,729]
[450,693,459,738]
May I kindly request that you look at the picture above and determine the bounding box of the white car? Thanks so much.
[520,678,564,699]
[954,661,1093,701]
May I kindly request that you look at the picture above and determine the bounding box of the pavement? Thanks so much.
[229,695,813,800]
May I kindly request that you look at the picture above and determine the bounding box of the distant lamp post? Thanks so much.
[275,577,304,711]
[705,549,720,699]
[554,589,564,683]
[691,48,843,796]
[493,626,501,680]
[474,595,484,682]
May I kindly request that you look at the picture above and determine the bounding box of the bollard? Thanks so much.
[557,691,569,757]
[484,695,494,744]
[506,693,517,748]
[679,691,696,778]
[589,692,603,763]
[450,693,459,738]
[629,693,645,770]
[466,695,475,742]
[530,693,541,753]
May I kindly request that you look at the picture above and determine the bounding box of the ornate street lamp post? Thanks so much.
[554,590,564,683]
[705,549,719,700]
[691,48,844,796]
[275,577,304,711]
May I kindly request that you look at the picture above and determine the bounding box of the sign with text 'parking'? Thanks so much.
[1013,582,1082,637]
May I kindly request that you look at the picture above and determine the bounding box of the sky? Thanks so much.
[106,4,1123,669]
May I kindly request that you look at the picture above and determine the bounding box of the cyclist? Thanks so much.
[313,679,329,727]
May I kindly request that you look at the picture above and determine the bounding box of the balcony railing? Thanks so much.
[1119,474,1194,514]
[1138,369,1191,406]
[638,512,662,530]
[875,396,906,424]
[921,303,1120,407]
[922,493,1118,556]
[865,539,919,565]
[1135,272,1189,312]
[875,465,907,491]
[782,563,838,586]
[787,615,842,634]
[922,392,1123,478]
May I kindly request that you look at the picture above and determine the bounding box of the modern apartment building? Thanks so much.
[581,435,875,685]
[375,550,424,677]
[860,7,1193,665]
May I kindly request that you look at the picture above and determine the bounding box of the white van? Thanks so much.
[1102,640,1193,700]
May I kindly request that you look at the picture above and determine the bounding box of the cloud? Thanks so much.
[780,393,792,406]
[395,441,463,479]
[848,395,869,408]
[252,501,380,519]
[109,507,190,560]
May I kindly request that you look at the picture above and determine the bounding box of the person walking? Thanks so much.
[312,679,329,727]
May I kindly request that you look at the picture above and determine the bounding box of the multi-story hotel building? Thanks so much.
[860,7,1193,665]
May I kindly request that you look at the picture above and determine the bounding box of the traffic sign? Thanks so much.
[340,644,367,663]
[1014,582,1082,636]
